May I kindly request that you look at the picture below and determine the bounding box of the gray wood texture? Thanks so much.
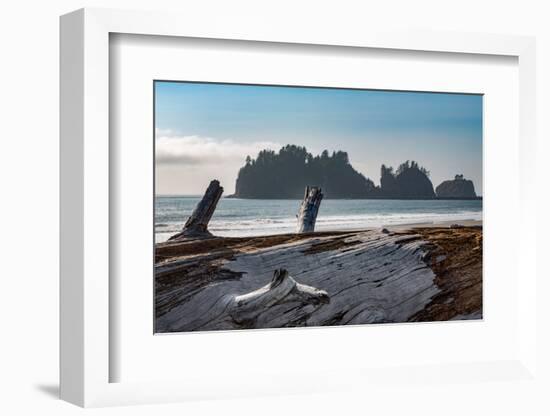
[169,180,223,240]
[155,229,440,332]
[297,186,323,233]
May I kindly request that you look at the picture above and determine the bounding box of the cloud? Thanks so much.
[155,134,281,166]
[155,127,177,137]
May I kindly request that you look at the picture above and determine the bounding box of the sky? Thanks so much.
[155,81,483,196]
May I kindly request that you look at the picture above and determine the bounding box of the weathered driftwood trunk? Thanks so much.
[169,180,223,241]
[156,229,437,331]
[297,186,323,233]
[155,227,482,332]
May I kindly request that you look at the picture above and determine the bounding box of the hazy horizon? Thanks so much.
[155,82,483,196]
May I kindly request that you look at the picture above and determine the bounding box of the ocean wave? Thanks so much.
[155,210,481,242]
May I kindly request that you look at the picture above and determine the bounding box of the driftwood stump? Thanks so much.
[169,180,223,241]
[229,269,330,326]
[297,186,323,233]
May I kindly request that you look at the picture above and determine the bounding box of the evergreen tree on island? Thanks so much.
[382,160,435,199]
[231,145,438,199]
[234,145,376,199]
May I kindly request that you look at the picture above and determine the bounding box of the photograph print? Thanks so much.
[154,81,482,333]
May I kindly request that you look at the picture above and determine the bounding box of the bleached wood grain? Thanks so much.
[155,229,441,332]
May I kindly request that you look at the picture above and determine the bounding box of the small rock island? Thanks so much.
[435,174,477,198]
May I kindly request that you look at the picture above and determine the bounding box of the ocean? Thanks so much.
[155,196,482,243]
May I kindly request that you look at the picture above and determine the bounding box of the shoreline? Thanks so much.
[386,219,482,231]
[156,219,482,245]
[225,195,483,201]
[159,194,483,201]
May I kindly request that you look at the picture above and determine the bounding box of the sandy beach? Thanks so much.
[388,219,482,230]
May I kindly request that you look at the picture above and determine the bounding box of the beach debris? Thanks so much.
[381,228,390,234]
[297,186,324,233]
[155,229,455,332]
[229,268,330,325]
[169,179,223,241]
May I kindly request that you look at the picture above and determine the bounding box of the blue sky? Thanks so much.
[155,81,482,196]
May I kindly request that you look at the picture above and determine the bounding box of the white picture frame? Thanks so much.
[60,7,537,407]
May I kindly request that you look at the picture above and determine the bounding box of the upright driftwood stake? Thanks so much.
[297,186,323,233]
[169,180,223,240]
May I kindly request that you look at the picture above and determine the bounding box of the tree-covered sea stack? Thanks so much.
[234,145,376,199]
[436,174,477,198]
[231,145,437,199]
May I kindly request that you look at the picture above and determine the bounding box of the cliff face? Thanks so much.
[436,175,477,198]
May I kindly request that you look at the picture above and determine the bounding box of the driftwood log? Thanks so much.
[155,226,482,332]
[169,180,223,241]
[177,268,331,329]
[297,186,323,233]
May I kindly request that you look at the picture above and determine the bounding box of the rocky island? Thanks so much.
[230,145,479,200]
[233,145,377,199]
[436,174,477,198]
